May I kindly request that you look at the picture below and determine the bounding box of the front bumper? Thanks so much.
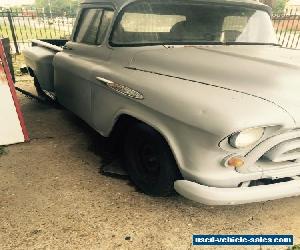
[174,179,300,205]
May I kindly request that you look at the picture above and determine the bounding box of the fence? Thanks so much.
[0,8,76,53]
[273,9,300,49]
[1,8,300,53]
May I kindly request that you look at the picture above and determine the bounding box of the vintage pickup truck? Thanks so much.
[24,0,300,205]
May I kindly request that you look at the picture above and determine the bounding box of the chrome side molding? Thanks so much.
[96,76,144,100]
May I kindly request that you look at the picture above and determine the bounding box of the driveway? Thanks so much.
[0,82,299,250]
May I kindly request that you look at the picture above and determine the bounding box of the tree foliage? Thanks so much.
[35,0,79,15]
[273,0,287,15]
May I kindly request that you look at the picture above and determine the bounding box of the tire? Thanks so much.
[123,122,182,196]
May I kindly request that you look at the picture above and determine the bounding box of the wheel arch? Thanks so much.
[108,111,184,171]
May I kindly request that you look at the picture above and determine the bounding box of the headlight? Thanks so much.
[229,127,265,149]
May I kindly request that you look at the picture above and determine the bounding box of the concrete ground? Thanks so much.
[0,81,300,250]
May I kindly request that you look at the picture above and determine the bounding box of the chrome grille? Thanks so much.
[236,129,300,174]
[264,138,300,162]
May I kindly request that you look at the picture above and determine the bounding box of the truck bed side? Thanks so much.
[23,39,66,92]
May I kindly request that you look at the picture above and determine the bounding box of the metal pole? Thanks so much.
[48,0,53,19]
[7,10,20,54]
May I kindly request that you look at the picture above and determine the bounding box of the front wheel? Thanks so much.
[123,122,182,196]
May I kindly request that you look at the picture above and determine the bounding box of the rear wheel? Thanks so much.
[123,122,182,196]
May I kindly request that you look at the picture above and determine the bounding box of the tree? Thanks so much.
[260,0,277,8]
[273,0,287,14]
[35,0,79,16]
[260,0,287,15]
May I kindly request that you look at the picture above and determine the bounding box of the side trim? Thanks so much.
[96,76,144,100]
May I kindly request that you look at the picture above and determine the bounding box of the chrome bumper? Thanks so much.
[174,179,300,205]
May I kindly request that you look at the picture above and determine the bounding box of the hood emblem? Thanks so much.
[96,77,144,100]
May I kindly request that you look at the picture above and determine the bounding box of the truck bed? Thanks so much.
[24,39,68,92]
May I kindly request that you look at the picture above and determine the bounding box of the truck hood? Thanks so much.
[129,45,300,125]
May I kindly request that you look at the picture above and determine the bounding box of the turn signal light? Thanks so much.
[227,157,245,168]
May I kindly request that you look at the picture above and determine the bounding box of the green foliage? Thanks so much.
[273,0,287,15]
[35,0,79,15]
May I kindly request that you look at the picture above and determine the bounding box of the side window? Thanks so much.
[75,8,114,45]
[97,10,114,44]
[75,9,103,44]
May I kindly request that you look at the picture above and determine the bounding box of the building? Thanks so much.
[285,0,300,14]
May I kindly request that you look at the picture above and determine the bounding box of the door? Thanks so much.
[53,7,114,125]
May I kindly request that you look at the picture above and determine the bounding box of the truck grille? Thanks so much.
[263,138,300,162]
[244,129,300,171]
[233,129,300,181]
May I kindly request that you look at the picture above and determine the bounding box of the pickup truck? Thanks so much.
[24,0,300,205]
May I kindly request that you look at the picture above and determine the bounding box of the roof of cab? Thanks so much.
[81,0,271,13]
[81,0,125,8]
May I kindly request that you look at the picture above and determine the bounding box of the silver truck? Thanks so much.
[24,0,300,205]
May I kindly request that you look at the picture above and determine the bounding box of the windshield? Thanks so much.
[111,1,278,46]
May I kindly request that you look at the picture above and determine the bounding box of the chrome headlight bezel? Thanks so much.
[228,127,265,149]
